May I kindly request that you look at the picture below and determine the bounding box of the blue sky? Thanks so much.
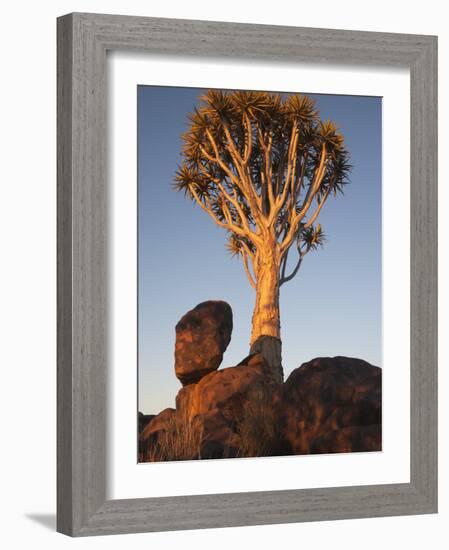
[138,86,382,415]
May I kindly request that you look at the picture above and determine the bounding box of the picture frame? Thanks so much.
[57,12,438,536]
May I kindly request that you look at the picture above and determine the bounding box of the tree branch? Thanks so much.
[190,186,256,244]
[257,126,275,211]
[204,128,263,227]
[239,238,255,260]
[197,162,258,239]
[242,251,256,289]
[243,113,253,164]
[280,246,289,280]
[280,251,303,286]
[272,122,298,219]
[304,187,331,228]
[280,143,327,256]
[222,121,244,164]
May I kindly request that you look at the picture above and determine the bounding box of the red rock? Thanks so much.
[140,355,381,462]
[196,409,242,459]
[138,408,176,460]
[279,356,381,454]
[138,412,155,434]
[174,301,233,386]
[175,353,281,458]
[176,352,279,418]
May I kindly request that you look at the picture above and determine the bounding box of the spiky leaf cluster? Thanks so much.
[300,224,326,252]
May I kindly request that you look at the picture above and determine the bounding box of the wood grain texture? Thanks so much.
[57,13,74,536]
[409,36,438,508]
[57,12,438,537]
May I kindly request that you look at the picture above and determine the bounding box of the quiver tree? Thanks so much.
[175,90,351,382]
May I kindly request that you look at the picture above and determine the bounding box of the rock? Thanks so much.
[279,356,381,454]
[138,412,155,434]
[176,352,278,418]
[174,300,233,386]
[195,409,242,459]
[175,353,282,458]
[140,354,382,462]
[139,408,176,460]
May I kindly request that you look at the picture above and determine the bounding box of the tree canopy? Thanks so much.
[174,89,351,289]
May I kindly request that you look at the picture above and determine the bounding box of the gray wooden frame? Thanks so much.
[57,12,438,537]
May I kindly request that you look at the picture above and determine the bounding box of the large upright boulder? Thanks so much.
[174,301,233,386]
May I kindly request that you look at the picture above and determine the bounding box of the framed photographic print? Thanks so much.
[57,13,438,536]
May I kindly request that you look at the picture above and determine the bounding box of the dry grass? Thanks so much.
[144,411,204,462]
[142,385,279,461]
[235,385,278,458]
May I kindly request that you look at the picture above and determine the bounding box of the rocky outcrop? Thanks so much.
[139,353,282,461]
[176,352,279,418]
[279,357,381,454]
[140,301,382,462]
[174,301,233,386]
[139,408,176,460]
[138,412,155,434]
[140,355,381,461]
[176,353,281,458]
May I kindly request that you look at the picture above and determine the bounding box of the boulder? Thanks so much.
[195,409,242,459]
[176,352,279,418]
[175,353,282,458]
[138,412,155,434]
[278,356,381,454]
[174,300,233,386]
[139,407,176,460]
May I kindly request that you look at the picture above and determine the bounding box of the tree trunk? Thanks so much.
[250,335,283,383]
[250,244,284,382]
[250,263,280,343]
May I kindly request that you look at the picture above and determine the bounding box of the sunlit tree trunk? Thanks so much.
[250,244,281,344]
[249,241,284,383]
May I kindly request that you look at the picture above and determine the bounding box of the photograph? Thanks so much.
[137,86,382,462]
